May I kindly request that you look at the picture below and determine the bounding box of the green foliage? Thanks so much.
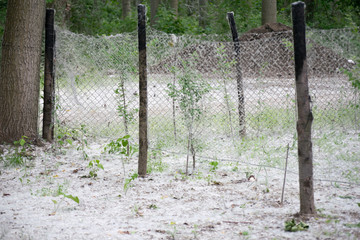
[86,159,104,178]
[2,136,33,168]
[147,149,168,174]
[155,4,186,34]
[51,191,79,215]
[305,0,360,29]
[209,161,219,172]
[285,219,309,232]
[56,125,75,147]
[167,59,211,124]
[69,0,134,35]
[342,58,360,90]
[104,135,137,158]
[344,222,360,228]
[124,172,138,193]
[0,0,360,39]
[115,81,139,126]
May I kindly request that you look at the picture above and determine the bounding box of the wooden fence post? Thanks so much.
[227,12,246,137]
[43,9,56,142]
[138,4,148,177]
[292,1,316,215]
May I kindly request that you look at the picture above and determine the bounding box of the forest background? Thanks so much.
[0,0,359,38]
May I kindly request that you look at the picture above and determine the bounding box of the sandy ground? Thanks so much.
[1,130,360,240]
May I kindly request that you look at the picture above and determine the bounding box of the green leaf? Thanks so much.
[285,219,309,232]
[63,194,80,204]
[19,138,26,146]
[98,164,104,170]
[52,200,57,204]
[339,195,353,199]
[344,222,360,228]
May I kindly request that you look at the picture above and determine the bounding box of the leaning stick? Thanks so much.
[281,143,290,205]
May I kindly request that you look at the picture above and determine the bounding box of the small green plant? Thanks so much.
[215,44,237,138]
[124,172,139,194]
[19,177,31,186]
[55,125,75,148]
[342,57,360,90]
[240,231,249,236]
[105,135,137,158]
[344,222,360,228]
[87,159,104,178]
[148,204,158,209]
[115,76,139,148]
[132,204,143,217]
[147,149,168,174]
[3,136,34,174]
[205,174,213,185]
[105,135,138,177]
[51,192,79,215]
[47,183,79,215]
[285,219,309,232]
[209,161,219,172]
[192,224,199,239]
[168,221,177,240]
[167,56,211,175]
[76,124,89,160]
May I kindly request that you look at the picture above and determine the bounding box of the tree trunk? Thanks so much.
[303,0,315,22]
[199,0,208,29]
[170,0,178,17]
[122,0,131,19]
[0,0,46,143]
[262,0,277,25]
[292,1,316,216]
[150,0,160,26]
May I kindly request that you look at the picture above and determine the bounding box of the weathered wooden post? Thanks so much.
[138,4,148,177]
[43,9,56,142]
[292,1,316,215]
[227,12,246,137]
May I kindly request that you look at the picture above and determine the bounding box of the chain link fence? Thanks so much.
[54,27,359,157]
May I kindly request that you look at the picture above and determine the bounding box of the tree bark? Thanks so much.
[262,0,277,25]
[150,0,160,26]
[292,1,316,216]
[0,0,46,143]
[170,0,178,17]
[303,0,315,22]
[122,0,131,19]
[199,0,208,29]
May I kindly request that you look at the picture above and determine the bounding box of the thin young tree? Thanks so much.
[0,0,46,143]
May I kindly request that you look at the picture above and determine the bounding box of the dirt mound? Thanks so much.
[150,25,353,78]
[246,23,292,34]
[239,23,292,41]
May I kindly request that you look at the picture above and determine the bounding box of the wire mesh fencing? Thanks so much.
[53,27,359,158]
